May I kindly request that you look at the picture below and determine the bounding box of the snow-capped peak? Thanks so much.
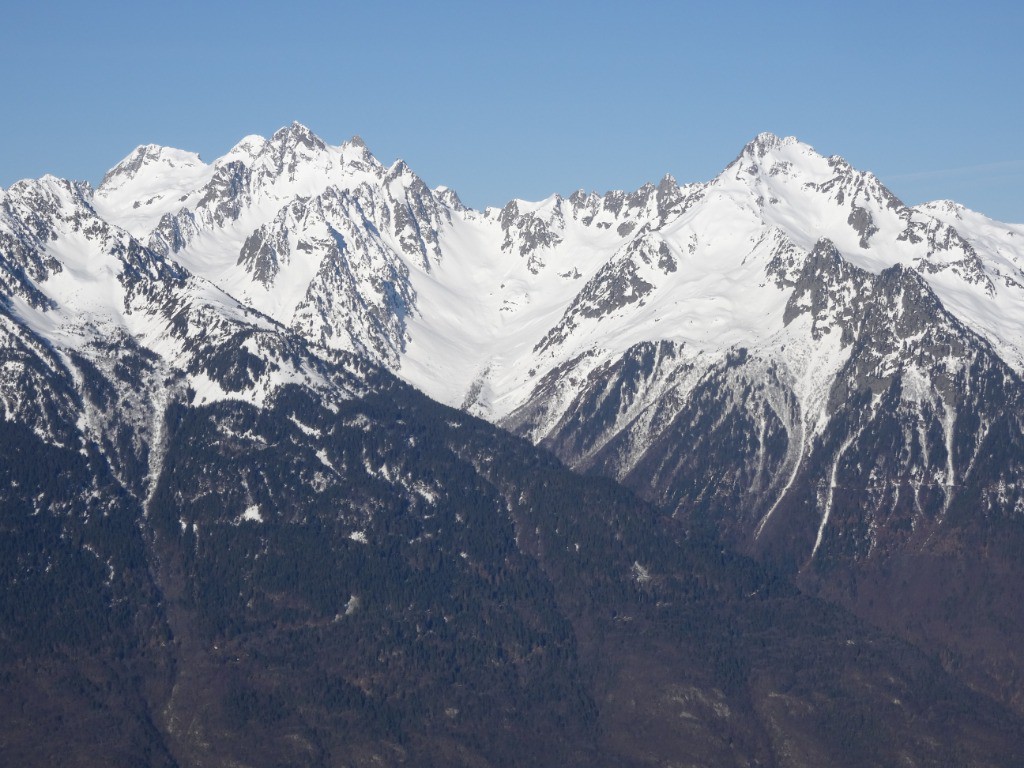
[386,159,413,181]
[220,134,270,165]
[94,143,214,239]
[433,185,466,212]
[78,125,1024,423]
[337,135,383,175]
[99,144,206,191]
[740,131,801,160]
[270,121,327,152]
[917,199,966,220]
[2,176,97,249]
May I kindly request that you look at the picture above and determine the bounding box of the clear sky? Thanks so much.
[3,0,1022,222]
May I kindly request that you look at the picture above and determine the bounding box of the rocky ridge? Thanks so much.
[3,124,1024,763]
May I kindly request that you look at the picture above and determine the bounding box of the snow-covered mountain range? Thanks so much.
[88,123,1024,427]
[7,122,1024,535]
[5,122,1024,736]
[84,121,1024,548]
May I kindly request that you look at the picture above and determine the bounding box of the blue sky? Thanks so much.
[3,0,1022,221]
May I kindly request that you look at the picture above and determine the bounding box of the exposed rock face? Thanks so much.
[85,128,1024,718]
[519,240,1024,712]
[4,125,1024,763]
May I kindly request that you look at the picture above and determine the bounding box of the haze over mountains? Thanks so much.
[3,122,1024,766]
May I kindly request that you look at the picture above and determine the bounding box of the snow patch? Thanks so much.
[240,505,263,523]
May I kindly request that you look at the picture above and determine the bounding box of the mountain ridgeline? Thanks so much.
[1,123,1024,765]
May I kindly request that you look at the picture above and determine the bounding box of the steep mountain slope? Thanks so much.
[89,126,1024,713]
[93,123,713,411]
[494,151,1024,712]
[5,123,1024,762]
[5,178,1024,765]
[93,126,1024,420]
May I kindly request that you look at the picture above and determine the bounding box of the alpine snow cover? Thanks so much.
[4,122,1024,766]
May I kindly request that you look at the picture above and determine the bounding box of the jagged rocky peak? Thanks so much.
[385,158,414,183]
[236,202,299,286]
[545,174,702,238]
[655,172,683,217]
[567,188,591,205]
[194,161,252,223]
[627,181,656,204]
[384,158,435,194]
[338,133,381,174]
[7,174,88,204]
[724,132,824,184]
[871,260,948,327]
[3,175,93,230]
[434,185,466,212]
[657,172,678,191]
[495,196,566,270]
[495,198,516,221]
[802,237,849,273]
[593,183,645,216]
[740,131,801,160]
[783,238,871,341]
[811,238,888,287]
[0,181,68,291]
[210,122,329,188]
[270,120,328,154]
[562,188,600,217]
[716,132,914,253]
[257,122,331,180]
[181,126,382,181]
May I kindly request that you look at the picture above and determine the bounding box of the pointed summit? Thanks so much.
[434,185,467,212]
[339,134,383,175]
[270,121,327,153]
[385,159,416,186]
[388,159,411,176]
